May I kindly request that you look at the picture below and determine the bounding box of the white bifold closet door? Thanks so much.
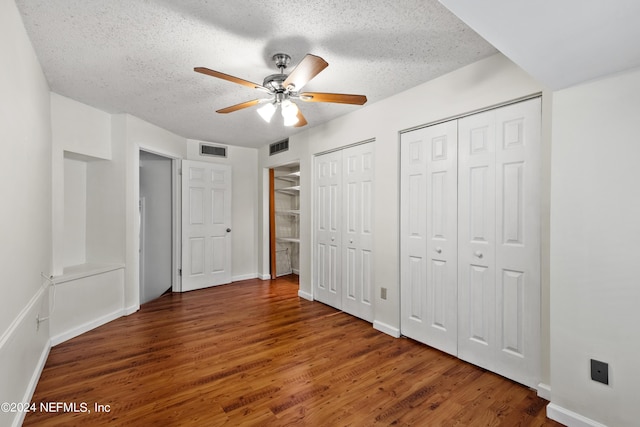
[314,150,342,309]
[457,99,541,388]
[314,142,374,322]
[400,98,541,389]
[400,120,458,356]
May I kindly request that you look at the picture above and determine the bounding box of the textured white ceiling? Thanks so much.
[439,0,640,91]
[15,0,497,148]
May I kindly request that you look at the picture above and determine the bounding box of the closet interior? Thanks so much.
[269,163,300,278]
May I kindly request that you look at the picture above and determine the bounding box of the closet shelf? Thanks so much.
[275,171,300,182]
[277,237,300,244]
[276,185,300,195]
[276,209,300,216]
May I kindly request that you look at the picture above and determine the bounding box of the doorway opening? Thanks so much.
[269,162,301,279]
[139,150,177,304]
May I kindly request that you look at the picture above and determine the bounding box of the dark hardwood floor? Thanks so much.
[24,275,562,426]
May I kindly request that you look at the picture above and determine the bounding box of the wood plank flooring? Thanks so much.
[24,275,562,426]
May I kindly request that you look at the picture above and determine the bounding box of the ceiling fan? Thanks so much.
[195,53,367,127]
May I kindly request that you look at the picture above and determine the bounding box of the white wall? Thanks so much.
[258,53,552,385]
[49,94,127,346]
[120,114,187,312]
[187,141,260,281]
[549,66,640,427]
[63,157,87,266]
[0,0,52,425]
[51,92,114,275]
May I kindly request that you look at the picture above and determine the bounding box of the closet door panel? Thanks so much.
[314,151,342,308]
[458,110,497,369]
[458,98,541,388]
[494,98,541,387]
[341,143,374,322]
[401,121,458,355]
[401,132,428,334]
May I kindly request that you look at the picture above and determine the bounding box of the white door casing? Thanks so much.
[181,160,232,292]
[314,150,342,308]
[400,121,458,356]
[458,98,541,388]
[341,143,375,322]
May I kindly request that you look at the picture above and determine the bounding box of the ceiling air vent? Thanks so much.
[270,139,289,156]
[200,143,227,158]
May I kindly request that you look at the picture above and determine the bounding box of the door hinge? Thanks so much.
[178,269,182,276]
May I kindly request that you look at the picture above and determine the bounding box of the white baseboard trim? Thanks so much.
[547,403,607,427]
[232,273,258,282]
[124,304,139,316]
[373,320,401,338]
[297,289,313,301]
[259,273,271,280]
[51,308,125,346]
[292,269,300,275]
[13,340,51,427]
[537,382,551,400]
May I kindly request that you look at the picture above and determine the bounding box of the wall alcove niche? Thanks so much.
[50,149,125,345]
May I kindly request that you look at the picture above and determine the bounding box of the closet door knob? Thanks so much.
[331,237,335,241]
[226,228,231,233]
[435,247,442,254]
[474,251,483,259]
[349,239,353,244]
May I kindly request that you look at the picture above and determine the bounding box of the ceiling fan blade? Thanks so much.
[299,92,367,105]
[282,54,328,91]
[195,67,268,91]
[294,109,308,127]
[216,99,263,114]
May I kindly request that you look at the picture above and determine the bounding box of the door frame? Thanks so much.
[261,160,301,281]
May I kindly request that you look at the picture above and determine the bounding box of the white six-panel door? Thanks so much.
[400,121,458,355]
[314,142,374,322]
[400,98,541,388]
[458,99,541,388]
[342,143,374,322]
[457,108,498,367]
[181,160,232,292]
[314,150,342,308]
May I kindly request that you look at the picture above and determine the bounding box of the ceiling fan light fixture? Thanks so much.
[257,102,276,123]
[281,100,299,126]
[283,114,299,127]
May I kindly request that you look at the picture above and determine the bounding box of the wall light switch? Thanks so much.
[591,359,609,385]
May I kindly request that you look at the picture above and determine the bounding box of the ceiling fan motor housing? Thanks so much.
[263,74,287,92]
[264,53,292,93]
